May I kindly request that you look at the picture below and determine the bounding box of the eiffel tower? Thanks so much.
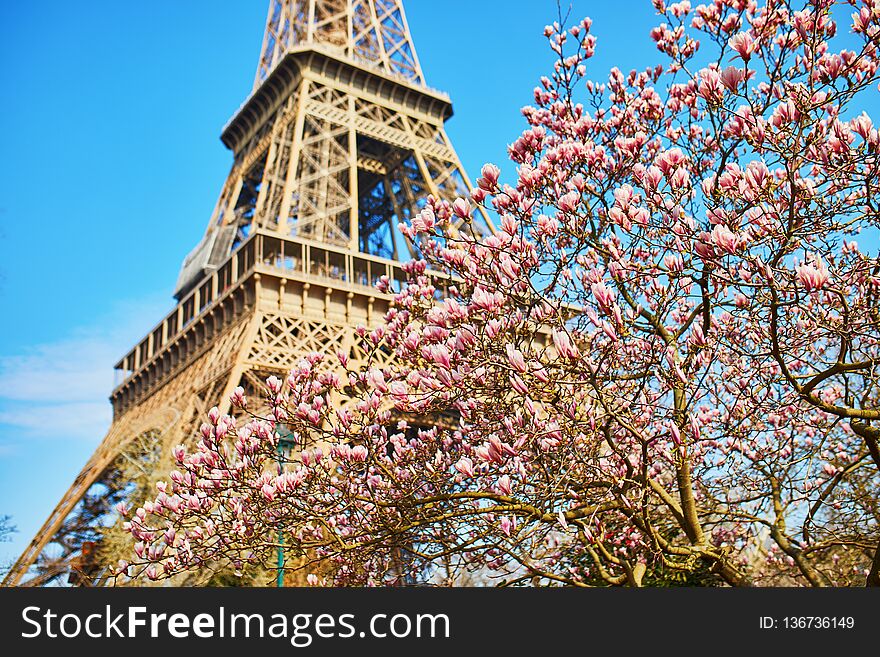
[3,0,492,587]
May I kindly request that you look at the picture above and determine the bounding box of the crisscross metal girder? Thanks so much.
[255,0,424,90]
[304,98,455,161]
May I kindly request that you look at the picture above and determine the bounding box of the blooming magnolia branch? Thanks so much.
[119,0,880,587]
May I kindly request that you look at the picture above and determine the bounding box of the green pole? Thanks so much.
[276,438,284,587]
[276,530,284,587]
[275,426,294,588]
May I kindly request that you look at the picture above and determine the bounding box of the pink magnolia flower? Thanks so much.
[852,6,873,33]
[430,344,452,369]
[552,329,581,360]
[728,31,755,61]
[557,190,580,213]
[477,163,500,191]
[664,253,684,272]
[697,68,724,104]
[536,214,559,236]
[668,1,691,19]
[600,320,618,341]
[230,386,247,408]
[591,281,616,313]
[509,373,529,396]
[498,253,520,280]
[710,224,738,254]
[471,287,504,312]
[852,112,875,142]
[557,510,569,530]
[452,198,470,219]
[644,165,663,189]
[688,323,706,348]
[613,184,634,207]
[500,214,519,235]
[655,148,686,175]
[366,368,388,393]
[631,206,650,225]
[796,258,830,292]
[207,406,220,425]
[411,207,436,232]
[720,66,744,91]
[744,160,769,189]
[505,344,528,373]
[455,456,475,478]
[670,166,690,189]
[669,422,682,446]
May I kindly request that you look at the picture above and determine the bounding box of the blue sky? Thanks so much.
[11,0,873,568]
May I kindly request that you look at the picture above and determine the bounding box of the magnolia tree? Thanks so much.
[119,0,880,587]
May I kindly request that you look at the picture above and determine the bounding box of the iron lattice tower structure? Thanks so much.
[4,0,492,587]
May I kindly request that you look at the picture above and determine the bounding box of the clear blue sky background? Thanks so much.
[0,1,872,568]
